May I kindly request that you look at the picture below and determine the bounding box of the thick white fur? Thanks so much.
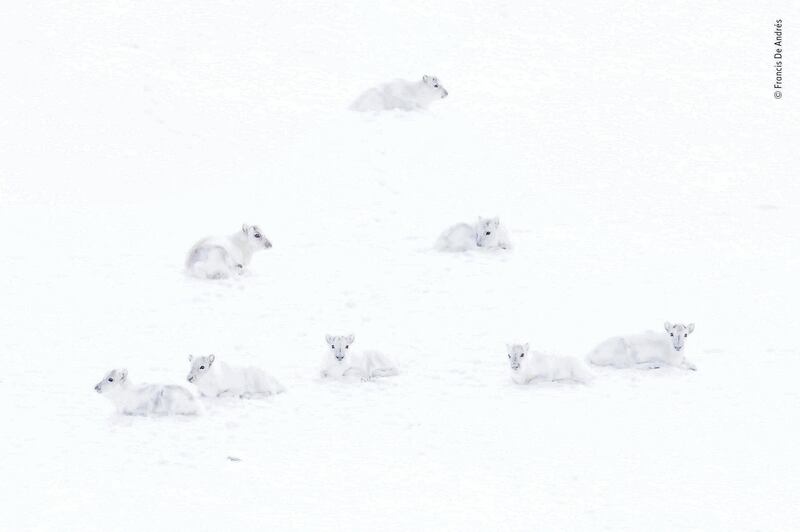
[435,217,511,251]
[506,343,593,384]
[435,223,477,251]
[350,75,448,112]
[186,224,272,279]
[587,322,697,370]
[94,369,199,416]
[320,335,399,381]
[186,354,285,398]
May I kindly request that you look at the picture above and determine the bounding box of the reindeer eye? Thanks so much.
[485,231,491,235]
[670,333,674,337]
[684,334,687,338]
[520,353,524,358]
[108,378,113,382]
[200,365,205,370]
[254,233,261,238]
[345,345,349,349]
[331,344,334,348]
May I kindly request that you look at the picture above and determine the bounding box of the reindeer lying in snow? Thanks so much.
[94,369,199,415]
[586,322,697,370]
[186,354,285,398]
[350,75,449,112]
[186,224,272,279]
[506,343,593,384]
[436,217,511,252]
[320,335,399,381]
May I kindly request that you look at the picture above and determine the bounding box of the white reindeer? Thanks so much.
[186,354,285,398]
[94,369,199,415]
[435,217,511,252]
[350,75,449,112]
[186,224,272,279]
[506,343,593,385]
[320,335,399,381]
[587,322,697,370]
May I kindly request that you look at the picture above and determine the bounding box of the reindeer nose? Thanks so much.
[264,241,272,249]
[94,385,101,393]
[187,375,194,382]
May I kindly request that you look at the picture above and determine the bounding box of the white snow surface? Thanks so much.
[1,1,799,530]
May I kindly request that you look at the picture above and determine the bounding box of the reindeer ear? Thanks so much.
[687,323,695,334]
[523,343,530,352]
[493,217,500,224]
[188,354,193,362]
[325,335,334,345]
[664,322,672,332]
[208,354,215,364]
[242,224,249,233]
[346,334,355,344]
[119,369,128,380]
[423,75,429,82]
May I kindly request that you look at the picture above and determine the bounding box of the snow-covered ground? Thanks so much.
[1,1,799,530]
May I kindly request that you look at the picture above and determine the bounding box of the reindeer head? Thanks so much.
[241,224,273,251]
[94,368,128,394]
[476,217,501,247]
[186,354,216,383]
[325,334,355,364]
[506,343,530,371]
[422,75,448,99]
[664,322,695,351]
